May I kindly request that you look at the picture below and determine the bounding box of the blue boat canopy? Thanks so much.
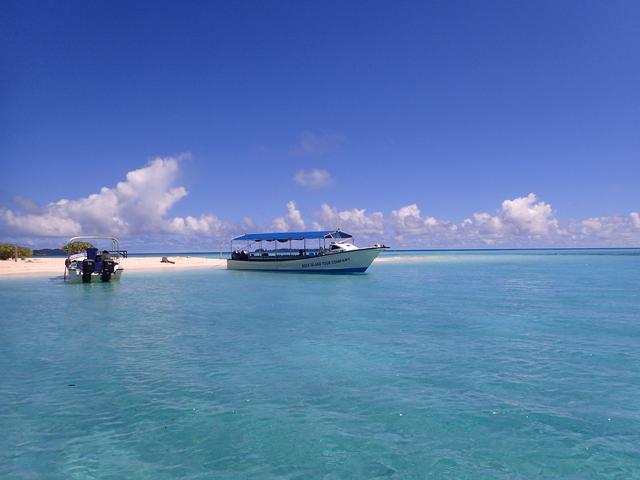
[233,230,352,242]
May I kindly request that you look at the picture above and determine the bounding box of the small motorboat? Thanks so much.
[64,236,127,283]
[227,230,388,273]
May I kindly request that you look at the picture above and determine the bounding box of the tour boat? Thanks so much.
[227,230,388,273]
[64,236,127,283]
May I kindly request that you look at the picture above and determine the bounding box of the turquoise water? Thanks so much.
[1,250,639,479]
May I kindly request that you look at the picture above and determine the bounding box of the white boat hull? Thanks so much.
[227,247,382,273]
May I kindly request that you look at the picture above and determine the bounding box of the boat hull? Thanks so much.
[227,247,382,273]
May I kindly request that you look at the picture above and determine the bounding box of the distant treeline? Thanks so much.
[0,242,93,260]
[32,248,66,256]
[0,243,33,260]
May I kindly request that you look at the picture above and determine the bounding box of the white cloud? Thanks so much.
[242,216,255,229]
[314,203,384,237]
[0,154,234,238]
[389,203,460,245]
[467,193,560,241]
[0,208,83,237]
[384,195,638,247]
[166,214,228,235]
[391,204,439,233]
[293,169,334,189]
[569,214,639,245]
[471,212,505,235]
[499,193,559,236]
[2,166,638,250]
[272,200,305,231]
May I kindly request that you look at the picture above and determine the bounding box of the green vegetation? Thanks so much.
[0,243,33,260]
[63,241,94,255]
[33,248,66,256]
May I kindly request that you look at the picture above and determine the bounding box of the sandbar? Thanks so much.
[0,256,227,277]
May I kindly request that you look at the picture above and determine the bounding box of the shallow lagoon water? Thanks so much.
[1,250,640,479]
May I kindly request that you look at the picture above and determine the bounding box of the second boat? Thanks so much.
[227,230,387,273]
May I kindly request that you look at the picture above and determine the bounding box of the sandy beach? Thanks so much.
[0,256,227,277]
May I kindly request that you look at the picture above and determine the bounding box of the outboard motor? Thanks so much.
[101,260,116,282]
[82,259,95,283]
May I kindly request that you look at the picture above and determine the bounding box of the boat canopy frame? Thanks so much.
[232,230,352,242]
[66,236,128,258]
[230,230,353,258]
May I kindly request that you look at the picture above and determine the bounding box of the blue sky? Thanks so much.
[1,1,639,249]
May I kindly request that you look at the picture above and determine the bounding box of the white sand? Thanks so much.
[0,256,227,277]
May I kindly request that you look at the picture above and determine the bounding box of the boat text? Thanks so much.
[301,257,350,268]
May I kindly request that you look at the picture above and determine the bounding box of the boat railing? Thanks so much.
[248,248,325,258]
[68,249,128,260]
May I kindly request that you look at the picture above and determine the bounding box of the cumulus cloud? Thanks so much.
[469,193,560,238]
[392,204,439,234]
[0,209,83,237]
[389,204,459,244]
[567,214,640,245]
[0,155,234,238]
[470,212,504,236]
[499,193,560,236]
[382,194,638,247]
[293,169,334,189]
[314,203,385,237]
[220,195,625,246]
[272,201,305,231]
[399,193,561,247]
[2,166,638,249]
[166,214,229,235]
[291,131,345,156]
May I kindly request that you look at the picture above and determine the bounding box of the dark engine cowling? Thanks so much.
[101,260,116,282]
[82,260,95,283]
